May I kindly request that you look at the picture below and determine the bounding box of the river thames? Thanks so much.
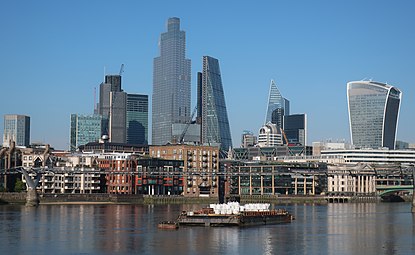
[0,202,414,255]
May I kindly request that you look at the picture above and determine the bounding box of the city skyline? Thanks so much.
[2,1,415,149]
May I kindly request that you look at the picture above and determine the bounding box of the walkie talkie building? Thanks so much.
[347,81,401,149]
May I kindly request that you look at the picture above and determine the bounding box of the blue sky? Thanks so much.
[1,0,415,150]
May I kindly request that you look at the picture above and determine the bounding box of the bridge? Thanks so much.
[376,185,414,196]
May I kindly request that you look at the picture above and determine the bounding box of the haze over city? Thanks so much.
[2,0,415,150]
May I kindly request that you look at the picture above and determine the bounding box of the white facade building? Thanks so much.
[258,123,283,147]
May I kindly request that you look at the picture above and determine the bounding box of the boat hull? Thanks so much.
[177,211,293,227]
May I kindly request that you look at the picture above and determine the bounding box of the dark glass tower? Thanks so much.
[283,114,307,146]
[347,81,401,149]
[98,74,126,143]
[199,56,232,152]
[126,94,148,145]
[152,17,191,145]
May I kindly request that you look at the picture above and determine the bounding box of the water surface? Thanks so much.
[0,203,414,254]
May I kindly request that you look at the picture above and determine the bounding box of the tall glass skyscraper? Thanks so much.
[126,94,148,145]
[347,81,401,149]
[98,74,126,143]
[3,114,30,147]
[265,80,289,124]
[70,114,101,151]
[198,56,232,152]
[152,17,191,145]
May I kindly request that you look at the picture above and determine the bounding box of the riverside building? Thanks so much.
[150,144,220,197]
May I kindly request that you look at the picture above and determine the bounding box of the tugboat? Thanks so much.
[157,221,179,230]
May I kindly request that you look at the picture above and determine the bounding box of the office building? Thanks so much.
[198,56,232,152]
[3,114,30,147]
[99,74,126,143]
[271,108,284,128]
[241,130,257,148]
[347,81,401,149]
[258,123,283,147]
[152,17,191,145]
[284,114,307,146]
[265,80,289,123]
[126,94,148,145]
[70,114,102,151]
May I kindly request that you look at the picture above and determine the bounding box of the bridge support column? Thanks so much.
[21,168,41,207]
[26,189,39,207]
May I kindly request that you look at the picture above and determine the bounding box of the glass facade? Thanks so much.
[109,91,126,143]
[99,74,126,143]
[70,114,102,151]
[152,17,191,145]
[3,114,30,147]
[200,56,232,152]
[126,94,148,145]
[265,80,289,123]
[347,81,401,149]
[283,114,307,146]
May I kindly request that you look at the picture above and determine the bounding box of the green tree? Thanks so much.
[14,179,26,192]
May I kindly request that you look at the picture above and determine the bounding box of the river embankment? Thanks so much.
[0,192,332,205]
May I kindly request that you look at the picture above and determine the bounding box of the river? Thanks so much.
[0,203,414,255]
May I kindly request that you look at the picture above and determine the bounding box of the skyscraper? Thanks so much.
[271,108,285,128]
[70,114,102,151]
[198,56,232,152]
[265,80,289,123]
[347,81,401,149]
[126,94,148,145]
[3,114,30,147]
[152,17,191,145]
[284,114,307,146]
[98,74,126,143]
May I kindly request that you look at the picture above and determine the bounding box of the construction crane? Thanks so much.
[119,64,124,75]
[280,127,289,145]
[179,106,197,144]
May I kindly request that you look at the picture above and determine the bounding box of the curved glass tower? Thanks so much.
[347,81,401,149]
[152,17,191,145]
[200,56,232,152]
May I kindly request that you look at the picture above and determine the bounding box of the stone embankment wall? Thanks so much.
[0,193,145,204]
[4,193,410,205]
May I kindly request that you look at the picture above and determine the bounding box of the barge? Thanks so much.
[177,202,294,227]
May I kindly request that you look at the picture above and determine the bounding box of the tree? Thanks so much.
[14,179,26,192]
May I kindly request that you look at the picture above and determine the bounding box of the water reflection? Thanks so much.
[0,203,414,254]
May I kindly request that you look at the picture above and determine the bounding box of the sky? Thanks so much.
[1,0,415,150]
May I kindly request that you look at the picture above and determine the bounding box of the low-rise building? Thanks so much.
[150,144,220,197]
[224,161,327,196]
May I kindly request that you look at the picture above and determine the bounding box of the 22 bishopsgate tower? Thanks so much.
[152,17,191,145]
[347,81,401,150]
